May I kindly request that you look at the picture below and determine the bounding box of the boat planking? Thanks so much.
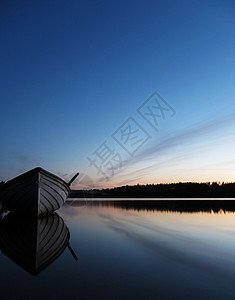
[0,167,79,216]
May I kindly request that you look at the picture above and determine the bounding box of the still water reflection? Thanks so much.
[0,213,71,275]
[1,200,235,299]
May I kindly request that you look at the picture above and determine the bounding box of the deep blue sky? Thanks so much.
[1,0,235,188]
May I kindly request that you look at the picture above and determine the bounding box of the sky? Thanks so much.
[0,0,235,189]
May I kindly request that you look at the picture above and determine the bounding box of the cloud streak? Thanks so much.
[97,112,235,186]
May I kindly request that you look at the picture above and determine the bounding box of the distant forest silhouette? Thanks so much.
[1,180,235,199]
[69,182,235,198]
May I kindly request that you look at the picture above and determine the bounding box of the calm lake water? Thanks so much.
[1,199,235,299]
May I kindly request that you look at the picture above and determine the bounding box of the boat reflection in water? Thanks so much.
[0,212,77,275]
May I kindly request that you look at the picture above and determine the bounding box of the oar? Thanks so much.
[67,173,79,187]
[67,243,78,261]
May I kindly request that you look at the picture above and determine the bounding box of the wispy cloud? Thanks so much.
[12,151,42,174]
[97,113,235,186]
[127,113,235,167]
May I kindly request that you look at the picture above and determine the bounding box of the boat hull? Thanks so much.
[0,168,70,216]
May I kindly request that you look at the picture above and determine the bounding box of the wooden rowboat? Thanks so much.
[0,167,79,216]
[0,212,75,275]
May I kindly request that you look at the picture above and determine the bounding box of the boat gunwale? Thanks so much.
[4,168,70,193]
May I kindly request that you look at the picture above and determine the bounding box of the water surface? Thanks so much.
[1,200,235,299]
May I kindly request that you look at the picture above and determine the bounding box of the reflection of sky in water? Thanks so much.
[1,205,235,299]
[58,205,235,299]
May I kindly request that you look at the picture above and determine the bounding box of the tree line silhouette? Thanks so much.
[1,180,235,199]
[69,182,235,198]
